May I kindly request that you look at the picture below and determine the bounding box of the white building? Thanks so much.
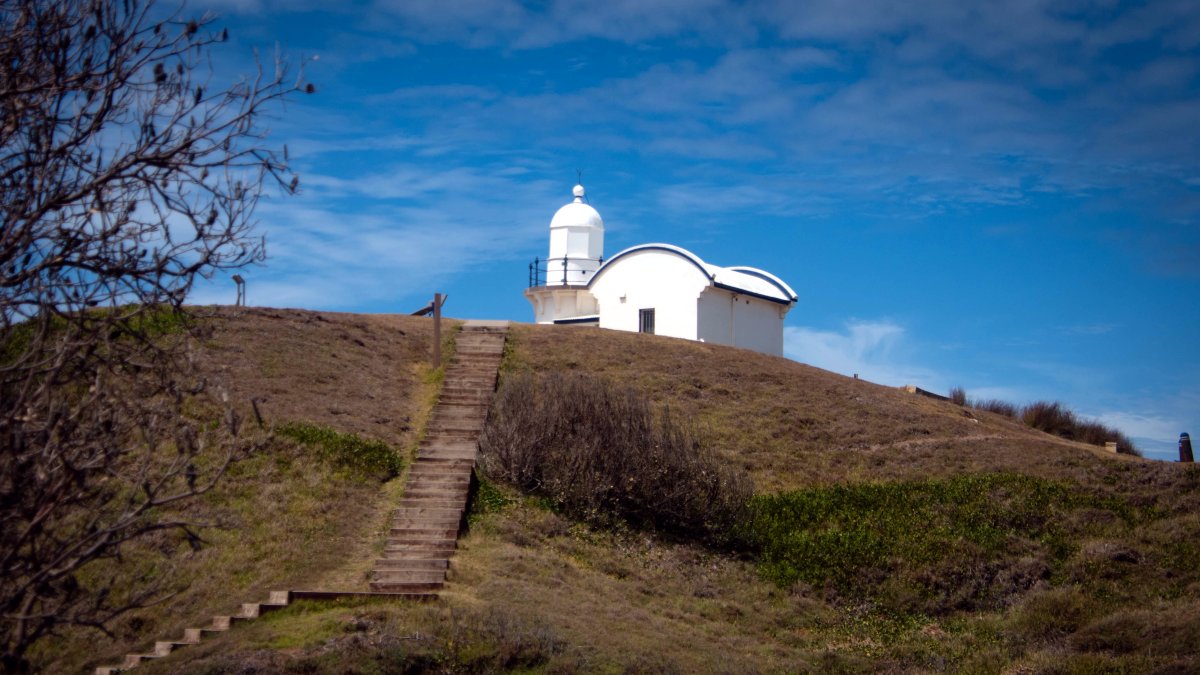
[524,184,797,356]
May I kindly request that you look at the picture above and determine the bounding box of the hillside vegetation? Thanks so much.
[38,311,1200,674]
[33,308,454,674]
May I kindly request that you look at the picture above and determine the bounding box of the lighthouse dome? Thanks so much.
[550,184,604,230]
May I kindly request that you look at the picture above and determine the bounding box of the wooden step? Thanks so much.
[371,570,447,584]
[378,549,455,560]
[288,590,438,602]
[388,527,460,538]
[405,477,470,489]
[398,494,467,503]
[373,558,449,570]
[406,467,473,477]
[391,507,463,518]
[385,542,457,552]
[369,581,444,593]
[211,615,251,630]
[415,448,477,457]
[409,455,475,466]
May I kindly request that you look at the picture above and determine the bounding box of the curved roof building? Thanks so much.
[525,184,797,356]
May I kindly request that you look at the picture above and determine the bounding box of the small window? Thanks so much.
[638,308,655,334]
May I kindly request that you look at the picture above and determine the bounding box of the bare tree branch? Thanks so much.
[0,0,308,669]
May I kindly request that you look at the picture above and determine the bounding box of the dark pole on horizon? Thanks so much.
[1181,433,1194,463]
[232,274,246,307]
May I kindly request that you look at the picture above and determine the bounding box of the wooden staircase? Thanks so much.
[93,320,508,674]
[370,321,507,593]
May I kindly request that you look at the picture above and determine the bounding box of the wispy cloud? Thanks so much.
[784,320,942,389]
[1060,323,1118,336]
[190,162,562,310]
[1093,410,1182,443]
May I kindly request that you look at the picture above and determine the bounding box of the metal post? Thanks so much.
[432,293,445,370]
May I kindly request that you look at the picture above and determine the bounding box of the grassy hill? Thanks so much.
[37,309,1200,674]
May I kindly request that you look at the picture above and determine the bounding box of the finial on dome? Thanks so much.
[572,184,585,202]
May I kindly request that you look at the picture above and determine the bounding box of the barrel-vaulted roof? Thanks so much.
[589,243,797,306]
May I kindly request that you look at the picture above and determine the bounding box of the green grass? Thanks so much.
[136,599,567,675]
[744,473,1144,613]
[2,304,193,367]
[275,422,404,479]
[468,472,514,526]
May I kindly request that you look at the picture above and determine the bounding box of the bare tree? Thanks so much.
[0,0,309,668]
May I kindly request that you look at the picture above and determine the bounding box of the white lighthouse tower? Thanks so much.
[524,184,604,324]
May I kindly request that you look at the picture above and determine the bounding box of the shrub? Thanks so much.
[1021,401,1076,436]
[969,398,1019,418]
[1021,401,1141,456]
[276,423,403,479]
[969,398,1141,456]
[478,372,752,547]
[949,386,967,406]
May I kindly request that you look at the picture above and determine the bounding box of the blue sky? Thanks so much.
[188,0,1200,461]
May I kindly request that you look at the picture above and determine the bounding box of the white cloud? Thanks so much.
[784,320,943,389]
[964,385,1029,403]
[1092,410,1182,443]
[187,162,563,311]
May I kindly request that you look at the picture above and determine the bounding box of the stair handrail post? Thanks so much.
[432,293,445,370]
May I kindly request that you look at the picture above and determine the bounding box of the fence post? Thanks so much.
[432,293,445,370]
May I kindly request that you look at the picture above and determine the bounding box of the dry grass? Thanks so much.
[501,324,1144,492]
[30,307,452,673]
[193,306,456,448]
[32,314,1200,673]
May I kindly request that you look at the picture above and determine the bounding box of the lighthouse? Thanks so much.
[548,184,604,284]
[524,184,604,324]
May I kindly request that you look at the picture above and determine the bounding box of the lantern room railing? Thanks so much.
[528,256,604,288]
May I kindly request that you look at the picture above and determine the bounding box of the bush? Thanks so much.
[276,423,403,479]
[968,398,1141,456]
[949,386,967,406]
[1021,401,1141,456]
[1021,401,1076,437]
[478,372,752,547]
[970,398,1019,418]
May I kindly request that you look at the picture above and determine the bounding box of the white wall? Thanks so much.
[524,287,598,323]
[697,288,786,356]
[545,226,600,285]
[589,250,710,340]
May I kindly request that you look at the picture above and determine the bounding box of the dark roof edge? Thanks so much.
[588,244,713,288]
[553,315,600,325]
[725,266,798,302]
[712,282,793,306]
